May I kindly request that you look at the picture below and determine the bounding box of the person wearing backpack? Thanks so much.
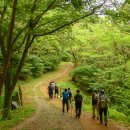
[62,88,69,114]
[98,89,110,126]
[92,89,99,119]
[48,83,53,99]
[68,88,72,103]
[74,90,83,118]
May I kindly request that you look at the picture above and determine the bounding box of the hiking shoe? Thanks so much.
[105,123,107,126]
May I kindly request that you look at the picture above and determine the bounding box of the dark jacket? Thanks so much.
[74,94,83,106]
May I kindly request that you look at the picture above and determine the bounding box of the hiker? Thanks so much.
[55,83,59,98]
[62,88,69,114]
[50,81,55,98]
[68,88,72,108]
[48,83,53,99]
[91,88,99,119]
[98,89,110,126]
[74,89,83,118]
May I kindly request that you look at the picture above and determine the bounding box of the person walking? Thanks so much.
[62,88,69,114]
[74,90,83,118]
[50,81,55,98]
[92,89,99,119]
[68,88,72,108]
[48,83,53,99]
[54,83,59,98]
[98,89,110,126]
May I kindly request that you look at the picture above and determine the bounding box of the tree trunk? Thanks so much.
[71,51,77,69]
[0,0,17,97]
[2,82,13,119]
[2,35,34,119]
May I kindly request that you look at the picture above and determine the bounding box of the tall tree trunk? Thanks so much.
[2,75,12,119]
[0,0,17,97]
[2,34,34,119]
[71,51,77,69]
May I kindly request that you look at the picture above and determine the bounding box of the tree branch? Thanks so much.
[34,1,106,37]
[32,0,56,27]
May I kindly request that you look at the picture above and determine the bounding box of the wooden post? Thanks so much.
[18,85,22,106]
[60,87,62,98]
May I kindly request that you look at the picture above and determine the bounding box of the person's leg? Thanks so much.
[78,105,82,118]
[99,108,103,124]
[68,99,70,109]
[66,101,69,112]
[104,108,108,126]
[96,105,99,119]
[92,105,96,118]
[62,101,65,113]
[75,105,78,117]
[50,94,53,99]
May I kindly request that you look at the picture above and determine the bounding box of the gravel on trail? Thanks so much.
[13,95,83,130]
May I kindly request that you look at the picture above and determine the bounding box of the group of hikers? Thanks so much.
[92,89,110,126]
[48,81,59,99]
[48,81,110,126]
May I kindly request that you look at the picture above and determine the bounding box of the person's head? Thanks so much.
[68,88,70,91]
[64,88,67,92]
[51,80,54,83]
[93,88,97,93]
[100,89,104,94]
[76,89,80,94]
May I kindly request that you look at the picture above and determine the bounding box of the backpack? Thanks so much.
[62,92,69,102]
[100,95,107,109]
[48,86,53,94]
[68,91,72,98]
[76,94,82,103]
[92,93,98,105]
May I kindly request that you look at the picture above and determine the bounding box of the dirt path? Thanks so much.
[13,63,128,130]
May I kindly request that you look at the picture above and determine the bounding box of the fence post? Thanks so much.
[18,85,22,106]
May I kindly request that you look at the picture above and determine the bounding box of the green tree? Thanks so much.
[0,0,107,119]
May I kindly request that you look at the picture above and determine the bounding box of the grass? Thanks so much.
[0,105,35,130]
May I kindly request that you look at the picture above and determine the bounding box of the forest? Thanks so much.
[0,0,130,129]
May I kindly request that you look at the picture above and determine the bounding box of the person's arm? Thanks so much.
[106,96,111,107]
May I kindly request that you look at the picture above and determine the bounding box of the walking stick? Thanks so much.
[70,101,74,117]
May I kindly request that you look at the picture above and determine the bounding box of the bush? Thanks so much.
[61,52,71,61]
[26,55,44,77]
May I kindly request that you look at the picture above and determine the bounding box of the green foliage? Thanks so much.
[41,55,60,72]
[12,91,18,101]
[20,63,33,80]
[71,65,96,88]
[26,55,44,77]
[0,96,4,109]
[69,20,130,117]
[19,53,61,79]
[60,52,71,62]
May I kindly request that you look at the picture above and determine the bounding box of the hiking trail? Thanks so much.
[12,62,129,130]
